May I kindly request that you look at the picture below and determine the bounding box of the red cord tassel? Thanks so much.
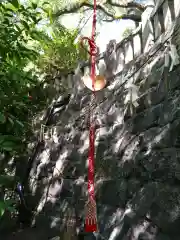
[85,197,98,232]
[85,125,98,232]
[81,0,98,232]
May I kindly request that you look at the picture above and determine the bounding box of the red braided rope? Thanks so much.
[80,0,98,232]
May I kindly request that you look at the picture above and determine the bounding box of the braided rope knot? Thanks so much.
[80,37,98,56]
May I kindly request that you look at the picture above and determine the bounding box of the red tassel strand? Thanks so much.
[80,0,98,232]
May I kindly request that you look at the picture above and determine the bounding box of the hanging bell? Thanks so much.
[81,74,106,91]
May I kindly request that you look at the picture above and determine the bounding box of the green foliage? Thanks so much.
[0,0,85,222]
[0,0,42,219]
[0,174,19,218]
[0,199,16,218]
[0,0,43,149]
[38,23,87,78]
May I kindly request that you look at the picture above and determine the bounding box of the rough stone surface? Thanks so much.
[23,47,180,240]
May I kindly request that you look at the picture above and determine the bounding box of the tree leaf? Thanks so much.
[9,0,19,9]
[0,112,6,124]
[15,120,24,128]
[4,12,13,18]
[35,18,42,24]
[1,146,13,151]
[7,117,14,125]
[0,202,5,217]
[0,199,16,217]
[42,2,50,7]
[32,3,37,9]
[1,141,18,151]
[21,20,29,30]
[15,24,22,33]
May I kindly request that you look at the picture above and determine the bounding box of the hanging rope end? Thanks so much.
[85,220,98,232]
[85,197,98,232]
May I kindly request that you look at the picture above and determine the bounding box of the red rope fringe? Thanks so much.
[80,0,98,232]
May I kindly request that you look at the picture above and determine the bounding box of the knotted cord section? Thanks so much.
[80,0,98,233]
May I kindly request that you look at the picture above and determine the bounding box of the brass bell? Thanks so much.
[81,74,106,91]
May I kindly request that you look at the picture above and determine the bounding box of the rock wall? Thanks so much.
[23,13,180,239]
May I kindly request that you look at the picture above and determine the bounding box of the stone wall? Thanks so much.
[16,1,180,240]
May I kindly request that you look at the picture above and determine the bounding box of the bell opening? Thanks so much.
[81,74,106,91]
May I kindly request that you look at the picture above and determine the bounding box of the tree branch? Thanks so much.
[53,0,145,23]
[103,14,141,22]
[107,0,145,12]
[54,2,114,19]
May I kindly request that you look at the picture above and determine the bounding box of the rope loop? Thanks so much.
[80,36,98,56]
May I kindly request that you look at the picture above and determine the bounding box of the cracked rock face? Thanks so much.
[13,39,180,240]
